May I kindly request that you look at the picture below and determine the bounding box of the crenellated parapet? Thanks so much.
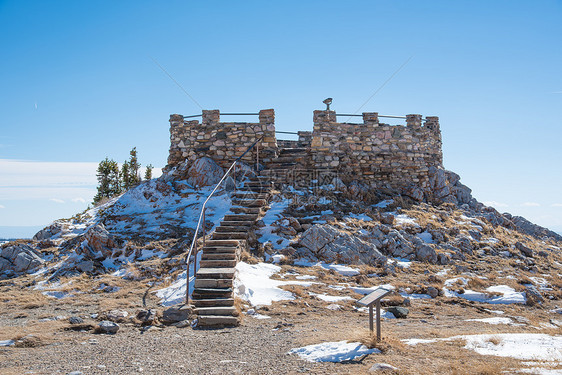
[166,108,443,193]
[167,109,278,170]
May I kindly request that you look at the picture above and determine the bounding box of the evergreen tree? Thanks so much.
[94,157,120,203]
[126,147,141,187]
[144,164,153,180]
[121,161,130,190]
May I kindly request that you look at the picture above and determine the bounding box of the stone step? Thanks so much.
[231,206,261,214]
[220,220,255,227]
[192,298,234,307]
[202,246,238,254]
[279,147,307,154]
[265,162,299,169]
[267,156,307,164]
[192,288,233,299]
[197,315,239,327]
[195,306,238,316]
[232,191,269,199]
[193,278,233,288]
[232,198,267,207]
[201,252,237,261]
[215,225,251,232]
[223,214,259,222]
[199,259,237,268]
[236,187,271,193]
[196,267,236,279]
[205,239,241,247]
[211,232,248,240]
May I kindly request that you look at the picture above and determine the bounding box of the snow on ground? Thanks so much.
[0,340,15,347]
[41,180,233,244]
[464,317,515,325]
[389,257,412,268]
[346,213,372,222]
[404,333,562,362]
[443,278,526,305]
[393,214,418,227]
[308,292,353,303]
[155,252,201,306]
[234,262,315,306]
[417,231,434,244]
[373,199,393,208]
[293,259,360,276]
[289,341,380,362]
[256,199,291,250]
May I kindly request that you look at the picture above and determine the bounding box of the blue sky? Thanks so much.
[0,0,561,237]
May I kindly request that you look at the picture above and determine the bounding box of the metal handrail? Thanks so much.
[335,113,427,121]
[183,112,260,119]
[185,136,264,303]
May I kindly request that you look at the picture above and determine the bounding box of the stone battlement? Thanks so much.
[166,108,443,193]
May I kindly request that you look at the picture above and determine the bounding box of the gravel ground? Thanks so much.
[0,318,366,375]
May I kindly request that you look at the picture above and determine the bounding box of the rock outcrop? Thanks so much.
[296,224,386,265]
[77,224,116,259]
[0,243,44,275]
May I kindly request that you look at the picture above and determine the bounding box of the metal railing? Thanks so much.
[185,136,264,303]
[183,112,260,119]
[335,113,427,122]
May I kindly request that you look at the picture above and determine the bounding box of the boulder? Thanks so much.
[187,157,224,188]
[76,260,94,273]
[105,310,129,322]
[162,306,192,324]
[136,309,157,325]
[69,316,84,325]
[425,167,473,205]
[370,363,399,372]
[415,245,437,263]
[0,243,44,274]
[387,306,409,318]
[515,242,534,257]
[296,224,386,265]
[98,321,119,334]
[426,286,439,298]
[33,222,63,241]
[78,224,116,259]
[525,285,544,306]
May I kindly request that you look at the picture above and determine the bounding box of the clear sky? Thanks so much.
[1,0,561,237]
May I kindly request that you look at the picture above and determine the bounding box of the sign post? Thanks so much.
[357,287,392,341]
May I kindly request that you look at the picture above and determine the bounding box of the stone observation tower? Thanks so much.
[166,107,443,196]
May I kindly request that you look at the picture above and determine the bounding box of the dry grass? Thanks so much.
[240,249,259,264]
[281,285,307,298]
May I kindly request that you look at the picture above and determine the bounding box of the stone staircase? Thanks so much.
[261,147,310,188]
[192,176,272,327]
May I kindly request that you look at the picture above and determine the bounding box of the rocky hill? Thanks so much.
[1,157,561,374]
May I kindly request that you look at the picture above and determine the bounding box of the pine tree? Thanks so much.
[127,147,141,187]
[121,161,130,190]
[94,157,121,203]
[144,164,153,180]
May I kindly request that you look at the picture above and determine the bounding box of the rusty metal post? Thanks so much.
[202,209,206,248]
[186,256,190,304]
[376,300,381,341]
[369,304,374,333]
[256,142,259,171]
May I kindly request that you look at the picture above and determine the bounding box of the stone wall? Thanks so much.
[166,108,443,194]
[309,110,442,191]
[167,109,277,169]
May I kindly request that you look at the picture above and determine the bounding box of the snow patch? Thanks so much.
[289,341,380,362]
[293,259,360,276]
[234,262,314,306]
